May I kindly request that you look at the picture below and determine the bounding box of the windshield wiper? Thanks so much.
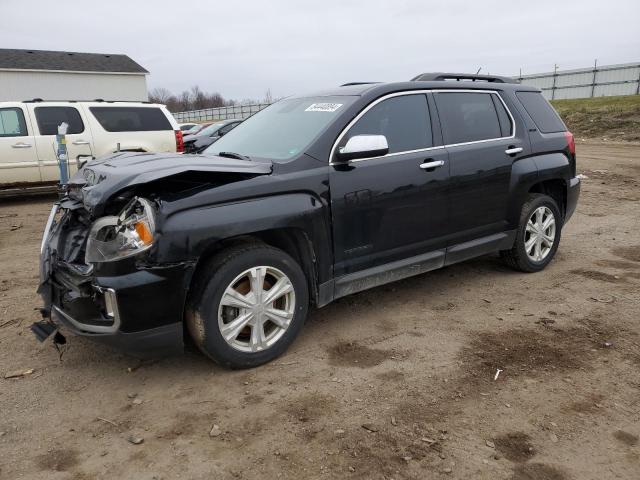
[217,151,251,161]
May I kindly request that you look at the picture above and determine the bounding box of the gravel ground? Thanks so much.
[0,142,639,480]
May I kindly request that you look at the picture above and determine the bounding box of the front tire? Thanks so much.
[186,243,309,368]
[501,193,562,273]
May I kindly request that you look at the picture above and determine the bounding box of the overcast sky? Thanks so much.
[1,0,639,101]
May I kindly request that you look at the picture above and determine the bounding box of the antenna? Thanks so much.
[476,67,482,74]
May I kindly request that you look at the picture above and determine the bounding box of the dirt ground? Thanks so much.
[1,142,639,480]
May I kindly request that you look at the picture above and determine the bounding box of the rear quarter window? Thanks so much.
[35,106,84,135]
[89,107,172,132]
[515,91,566,133]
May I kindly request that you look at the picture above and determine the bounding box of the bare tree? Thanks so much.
[149,85,243,112]
[149,87,173,104]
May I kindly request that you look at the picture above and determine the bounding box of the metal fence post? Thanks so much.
[591,59,597,98]
[551,64,558,100]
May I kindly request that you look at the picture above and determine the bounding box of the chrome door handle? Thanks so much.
[12,142,32,148]
[72,140,90,145]
[419,160,445,170]
[505,147,523,155]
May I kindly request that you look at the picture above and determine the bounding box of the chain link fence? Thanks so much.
[517,62,640,100]
[172,103,271,123]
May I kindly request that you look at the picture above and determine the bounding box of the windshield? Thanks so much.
[203,96,356,161]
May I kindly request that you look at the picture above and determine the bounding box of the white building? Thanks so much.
[0,49,148,102]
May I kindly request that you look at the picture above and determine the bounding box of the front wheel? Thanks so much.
[186,243,309,368]
[501,193,562,272]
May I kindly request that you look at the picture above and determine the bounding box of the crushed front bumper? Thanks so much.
[37,202,194,357]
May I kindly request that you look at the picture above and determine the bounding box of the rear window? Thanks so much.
[434,92,504,144]
[35,106,84,135]
[89,107,172,132]
[0,108,27,137]
[516,91,566,133]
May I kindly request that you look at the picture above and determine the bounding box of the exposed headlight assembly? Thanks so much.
[86,197,156,263]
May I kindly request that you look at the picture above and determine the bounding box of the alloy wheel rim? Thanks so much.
[524,206,556,262]
[217,266,295,353]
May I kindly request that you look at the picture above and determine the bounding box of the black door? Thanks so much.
[329,93,450,277]
[433,91,528,244]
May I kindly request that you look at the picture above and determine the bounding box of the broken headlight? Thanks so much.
[85,197,156,263]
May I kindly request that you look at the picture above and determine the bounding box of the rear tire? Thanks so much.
[501,193,562,273]
[186,243,308,369]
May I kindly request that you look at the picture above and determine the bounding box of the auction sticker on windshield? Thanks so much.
[305,103,343,112]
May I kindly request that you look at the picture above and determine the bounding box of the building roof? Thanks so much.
[0,49,148,74]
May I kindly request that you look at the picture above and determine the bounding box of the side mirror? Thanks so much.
[336,135,389,161]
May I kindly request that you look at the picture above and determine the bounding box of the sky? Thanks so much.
[1,0,639,102]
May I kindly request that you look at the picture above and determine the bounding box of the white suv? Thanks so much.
[0,101,183,189]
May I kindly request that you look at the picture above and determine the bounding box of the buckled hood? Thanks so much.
[68,152,273,215]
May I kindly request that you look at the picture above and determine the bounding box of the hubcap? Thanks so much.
[524,206,556,262]
[218,266,295,353]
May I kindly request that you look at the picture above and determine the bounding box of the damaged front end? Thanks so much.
[34,151,273,357]
[36,189,190,357]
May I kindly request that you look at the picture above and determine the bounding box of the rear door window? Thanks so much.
[342,94,433,154]
[516,91,566,133]
[34,106,85,135]
[89,107,172,132]
[0,108,28,137]
[434,92,503,144]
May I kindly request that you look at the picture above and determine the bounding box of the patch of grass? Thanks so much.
[551,95,640,142]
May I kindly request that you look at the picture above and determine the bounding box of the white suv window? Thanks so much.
[89,107,172,132]
[0,108,28,137]
[35,106,85,135]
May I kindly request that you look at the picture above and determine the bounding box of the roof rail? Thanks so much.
[340,82,380,86]
[411,72,518,84]
[21,99,152,104]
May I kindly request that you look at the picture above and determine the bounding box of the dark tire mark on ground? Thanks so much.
[614,430,639,446]
[494,432,536,463]
[510,463,567,480]
[36,448,79,472]
[570,268,625,283]
[612,245,640,263]
[327,341,392,368]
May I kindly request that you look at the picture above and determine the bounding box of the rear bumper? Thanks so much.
[565,176,580,223]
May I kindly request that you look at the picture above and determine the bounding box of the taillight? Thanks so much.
[564,131,575,156]
[175,130,184,153]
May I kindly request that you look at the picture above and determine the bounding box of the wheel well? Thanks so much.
[190,228,319,307]
[529,179,566,218]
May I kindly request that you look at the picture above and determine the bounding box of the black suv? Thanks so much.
[36,73,580,368]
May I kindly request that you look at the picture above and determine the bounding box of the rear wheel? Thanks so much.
[501,193,562,272]
[186,243,308,368]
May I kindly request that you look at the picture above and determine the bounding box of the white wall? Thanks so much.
[0,70,148,102]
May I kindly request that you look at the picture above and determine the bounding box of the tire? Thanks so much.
[185,243,308,369]
[501,193,563,273]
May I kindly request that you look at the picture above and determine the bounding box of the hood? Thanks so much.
[70,151,272,214]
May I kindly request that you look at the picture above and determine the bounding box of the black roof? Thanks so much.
[0,49,148,74]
